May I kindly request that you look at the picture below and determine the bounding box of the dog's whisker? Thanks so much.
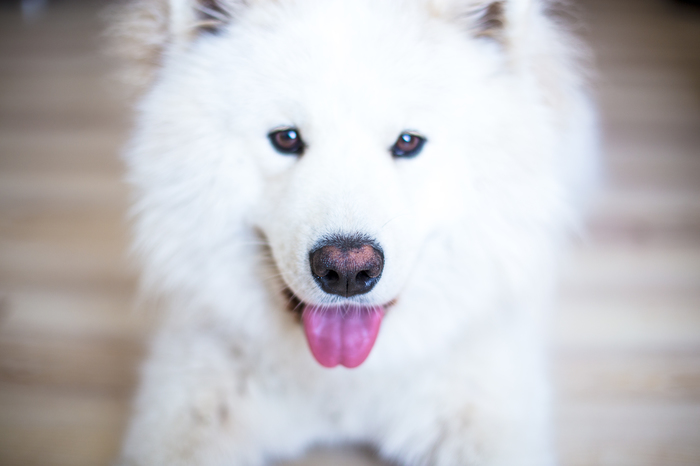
[379,212,410,231]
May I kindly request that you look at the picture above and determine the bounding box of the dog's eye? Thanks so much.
[268,128,305,155]
[391,132,425,158]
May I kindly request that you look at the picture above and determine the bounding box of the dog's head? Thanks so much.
[120,0,584,368]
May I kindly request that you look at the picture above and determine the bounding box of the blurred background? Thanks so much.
[0,0,699,465]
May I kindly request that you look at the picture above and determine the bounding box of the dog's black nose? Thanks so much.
[310,236,384,297]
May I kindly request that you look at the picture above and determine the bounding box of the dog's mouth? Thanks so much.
[283,289,388,368]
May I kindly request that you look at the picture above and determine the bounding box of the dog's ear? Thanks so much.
[466,0,509,41]
[430,0,544,45]
[430,0,584,110]
[105,0,240,91]
[168,0,240,39]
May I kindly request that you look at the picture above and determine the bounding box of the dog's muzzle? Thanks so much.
[301,235,386,368]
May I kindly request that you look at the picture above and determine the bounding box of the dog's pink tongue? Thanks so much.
[302,305,383,368]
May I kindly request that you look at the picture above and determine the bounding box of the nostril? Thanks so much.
[355,270,371,283]
[325,270,340,282]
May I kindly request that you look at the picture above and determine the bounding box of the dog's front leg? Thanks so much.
[117,327,310,466]
[381,389,556,466]
[377,341,556,466]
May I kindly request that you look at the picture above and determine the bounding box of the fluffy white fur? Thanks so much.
[115,0,597,464]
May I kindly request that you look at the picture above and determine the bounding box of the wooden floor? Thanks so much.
[1,0,699,465]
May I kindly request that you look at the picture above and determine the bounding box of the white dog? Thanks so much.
[113,0,596,464]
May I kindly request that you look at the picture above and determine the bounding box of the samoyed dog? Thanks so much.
[113,0,596,464]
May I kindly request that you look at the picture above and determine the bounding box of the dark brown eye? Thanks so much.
[391,132,425,158]
[269,128,305,155]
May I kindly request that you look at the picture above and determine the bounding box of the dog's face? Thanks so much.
[217,2,504,366]
[128,0,562,367]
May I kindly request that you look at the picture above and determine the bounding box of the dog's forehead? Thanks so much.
[217,0,484,120]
